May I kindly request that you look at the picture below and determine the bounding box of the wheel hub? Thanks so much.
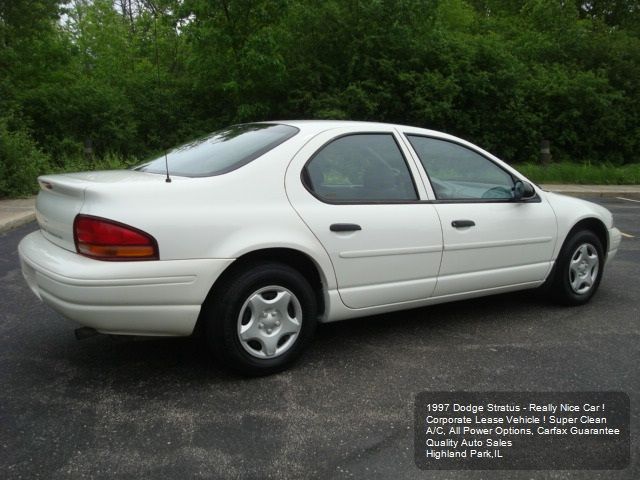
[237,286,302,359]
[569,243,599,295]
[258,309,282,334]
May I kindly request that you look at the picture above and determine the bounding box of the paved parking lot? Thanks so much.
[1,197,638,479]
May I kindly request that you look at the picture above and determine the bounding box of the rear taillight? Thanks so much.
[73,215,159,261]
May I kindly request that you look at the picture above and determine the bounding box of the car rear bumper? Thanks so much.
[607,227,621,263]
[18,231,233,336]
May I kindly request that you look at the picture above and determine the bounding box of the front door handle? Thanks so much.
[330,223,362,232]
[451,220,475,228]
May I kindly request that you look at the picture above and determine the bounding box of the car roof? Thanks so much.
[273,119,438,135]
[273,120,468,147]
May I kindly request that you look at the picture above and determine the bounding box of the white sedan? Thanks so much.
[19,121,621,375]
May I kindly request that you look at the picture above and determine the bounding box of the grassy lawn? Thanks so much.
[4,158,639,201]
[55,158,640,186]
[517,162,640,185]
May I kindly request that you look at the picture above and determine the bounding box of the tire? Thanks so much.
[203,262,317,376]
[547,230,604,306]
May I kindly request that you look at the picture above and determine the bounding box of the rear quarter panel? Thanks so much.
[77,136,338,291]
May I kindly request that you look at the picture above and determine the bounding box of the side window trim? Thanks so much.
[402,133,526,204]
[301,131,421,205]
[395,129,437,200]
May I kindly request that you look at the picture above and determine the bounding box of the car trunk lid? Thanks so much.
[35,170,164,252]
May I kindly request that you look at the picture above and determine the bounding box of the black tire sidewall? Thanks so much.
[206,263,317,375]
[552,230,604,305]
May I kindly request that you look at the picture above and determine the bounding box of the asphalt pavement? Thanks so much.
[0,197,638,479]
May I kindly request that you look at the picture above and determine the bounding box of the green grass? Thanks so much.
[60,156,640,186]
[4,156,640,200]
[54,157,640,186]
[517,162,640,185]
[55,157,640,186]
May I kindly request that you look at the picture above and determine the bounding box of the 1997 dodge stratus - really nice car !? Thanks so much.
[19,121,621,375]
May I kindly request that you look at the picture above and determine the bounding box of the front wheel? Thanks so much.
[548,230,604,305]
[203,262,317,376]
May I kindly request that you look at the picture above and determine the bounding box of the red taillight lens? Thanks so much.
[73,215,159,261]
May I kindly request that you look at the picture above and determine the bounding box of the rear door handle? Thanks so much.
[330,223,362,232]
[451,220,475,228]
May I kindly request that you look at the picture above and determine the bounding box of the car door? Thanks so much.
[403,134,557,297]
[285,127,443,309]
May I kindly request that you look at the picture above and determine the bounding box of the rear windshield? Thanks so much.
[134,123,299,177]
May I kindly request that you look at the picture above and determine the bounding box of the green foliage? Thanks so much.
[1,0,640,197]
[0,116,51,197]
[519,162,640,185]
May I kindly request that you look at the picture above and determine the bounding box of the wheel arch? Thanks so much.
[195,247,328,335]
[543,216,608,305]
[544,216,609,286]
[564,217,609,256]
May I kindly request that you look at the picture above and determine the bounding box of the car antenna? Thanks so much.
[151,2,171,183]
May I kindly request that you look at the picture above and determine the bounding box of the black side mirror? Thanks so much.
[513,180,536,201]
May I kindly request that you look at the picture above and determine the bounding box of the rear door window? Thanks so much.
[303,134,418,202]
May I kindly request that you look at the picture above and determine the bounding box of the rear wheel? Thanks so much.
[203,262,317,376]
[548,230,604,305]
